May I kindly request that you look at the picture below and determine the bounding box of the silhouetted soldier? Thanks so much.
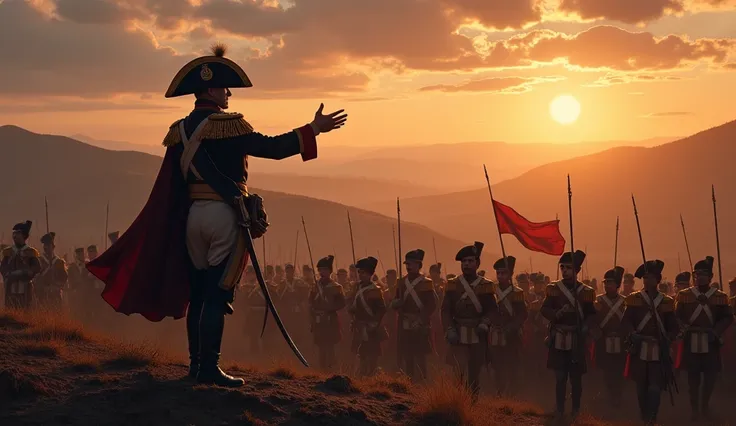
[622,272,636,296]
[391,249,436,382]
[622,260,679,424]
[540,250,596,420]
[592,266,627,407]
[675,271,691,293]
[489,255,527,396]
[241,266,266,354]
[442,242,497,401]
[1,221,40,310]
[348,256,387,376]
[36,232,68,310]
[675,256,734,420]
[309,255,346,370]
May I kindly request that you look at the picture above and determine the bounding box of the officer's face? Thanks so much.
[643,273,661,290]
[208,88,230,109]
[405,260,420,275]
[358,269,372,282]
[694,270,713,287]
[318,267,331,280]
[496,269,511,285]
[12,231,24,245]
[460,256,479,275]
[603,279,619,294]
[560,264,576,280]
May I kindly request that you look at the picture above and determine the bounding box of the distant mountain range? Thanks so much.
[0,125,478,273]
[70,134,165,157]
[370,120,736,280]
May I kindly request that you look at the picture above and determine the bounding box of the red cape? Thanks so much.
[87,148,191,322]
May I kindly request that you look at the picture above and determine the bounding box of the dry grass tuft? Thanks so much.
[0,309,31,329]
[267,359,306,380]
[269,366,297,380]
[357,370,412,394]
[16,339,64,358]
[411,373,474,426]
[239,411,267,426]
[104,341,161,369]
[15,309,87,342]
[0,367,55,400]
[65,353,102,373]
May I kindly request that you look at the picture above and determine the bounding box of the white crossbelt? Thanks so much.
[637,292,665,336]
[495,284,515,316]
[599,295,625,328]
[556,281,584,318]
[402,275,425,310]
[178,118,210,179]
[353,283,377,317]
[458,276,483,313]
[689,287,717,325]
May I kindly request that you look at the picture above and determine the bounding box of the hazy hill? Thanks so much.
[0,125,480,272]
[369,120,736,280]
[70,134,165,157]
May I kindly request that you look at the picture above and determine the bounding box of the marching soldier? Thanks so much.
[66,247,88,318]
[335,268,349,287]
[675,256,734,420]
[592,266,627,407]
[622,273,636,296]
[348,256,387,376]
[526,272,549,375]
[391,249,437,382]
[309,255,346,370]
[273,265,284,285]
[36,232,68,310]
[622,260,679,424]
[441,242,497,401]
[279,264,308,313]
[675,271,691,293]
[489,256,528,396]
[241,265,270,355]
[429,263,445,298]
[540,250,596,420]
[1,221,41,310]
[516,273,530,298]
[385,269,398,295]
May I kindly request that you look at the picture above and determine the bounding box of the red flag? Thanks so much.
[493,200,566,255]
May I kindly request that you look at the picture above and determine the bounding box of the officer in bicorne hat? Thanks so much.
[592,266,626,407]
[86,43,347,387]
[1,221,40,310]
[309,255,346,370]
[621,259,679,423]
[348,256,387,376]
[540,250,595,420]
[675,256,733,420]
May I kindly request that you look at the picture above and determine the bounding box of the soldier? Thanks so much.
[622,272,636,296]
[240,265,264,353]
[1,221,41,310]
[348,256,387,376]
[540,250,596,420]
[592,266,627,407]
[429,263,445,298]
[489,255,528,396]
[622,260,679,424]
[274,265,284,284]
[309,255,346,370]
[66,247,88,318]
[108,231,120,245]
[86,43,347,387]
[391,249,437,382]
[36,232,68,311]
[675,271,691,293]
[385,269,398,295]
[279,263,308,312]
[303,265,315,286]
[516,273,530,297]
[526,272,549,375]
[675,256,734,420]
[442,242,497,400]
[335,268,349,287]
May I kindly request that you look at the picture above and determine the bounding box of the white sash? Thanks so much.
[458,276,483,313]
[495,284,515,316]
[689,287,717,325]
[599,295,625,328]
[248,284,264,300]
[556,281,584,318]
[178,119,210,179]
[353,283,377,317]
[637,292,665,336]
[402,275,425,310]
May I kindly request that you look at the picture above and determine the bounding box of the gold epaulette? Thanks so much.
[625,292,643,307]
[1,246,12,259]
[162,119,184,147]
[201,113,254,140]
[475,279,494,295]
[579,285,595,303]
[445,278,459,292]
[545,283,560,297]
[676,288,696,303]
[414,279,435,292]
[21,247,39,258]
[509,287,526,303]
[710,290,729,306]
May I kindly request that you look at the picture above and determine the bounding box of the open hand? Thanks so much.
[312,103,348,133]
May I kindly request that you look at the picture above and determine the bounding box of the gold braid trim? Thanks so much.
[200,113,254,140]
[162,119,183,147]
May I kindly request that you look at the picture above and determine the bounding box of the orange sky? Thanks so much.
[0,0,735,147]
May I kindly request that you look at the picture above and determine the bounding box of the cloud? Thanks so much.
[724,63,736,69]
[586,72,683,86]
[0,99,178,113]
[419,76,564,93]
[558,0,684,25]
[641,111,695,117]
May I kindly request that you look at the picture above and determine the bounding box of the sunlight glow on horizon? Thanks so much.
[549,95,581,125]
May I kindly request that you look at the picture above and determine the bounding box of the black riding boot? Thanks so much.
[196,259,244,387]
[186,269,206,379]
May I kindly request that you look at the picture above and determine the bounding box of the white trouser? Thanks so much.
[186,200,238,270]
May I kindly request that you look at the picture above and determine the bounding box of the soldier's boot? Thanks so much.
[570,372,583,418]
[554,370,567,416]
[196,260,244,388]
[687,371,701,420]
[645,387,661,423]
[186,268,207,379]
[701,371,717,421]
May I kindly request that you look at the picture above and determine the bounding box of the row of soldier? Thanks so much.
[3,219,736,424]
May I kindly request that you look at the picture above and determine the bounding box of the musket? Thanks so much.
[347,210,357,266]
[301,216,318,284]
[614,216,619,268]
[484,165,509,271]
[680,214,694,275]
[632,194,677,404]
[234,197,308,366]
[44,196,50,235]
[712,185,724,291]
[392,225,398,272]
[104,201,109,250]
[377,250,386,277]
[432,237,438,265]
[397,198,403,275]
[567,175,582,364]
[293,230,300,273]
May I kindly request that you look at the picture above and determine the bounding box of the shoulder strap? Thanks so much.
[457,276,483,313]
[179,119,210,180]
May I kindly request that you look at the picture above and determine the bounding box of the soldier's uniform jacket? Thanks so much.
[621,291,679,374]
[489,282,528,348]
[675,286,734,372]
[309,279,346,345]
[278,277,309,313]
[441,275,497,346]
[593,293,627,357]
[37,253,68,291]
[349,281,387,356]
[1,245,41,298]
[395,275,437,333]
[67,260,89,291]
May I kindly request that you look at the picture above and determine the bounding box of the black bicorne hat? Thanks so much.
[693,256,715,274]
[429,263,442,273]
[165,44,253,98]
[404,249,425,264]
[317,255,335,270]
[634,260,665,279]
[108,231,120,244]
[603,266,625,285]
[493,256,515,273]
[12,220,32,238]
[356,256,378,274]
[455,241,484,261]
[40,232,56,245]
[675,271,691,284]
[558,250,586,269]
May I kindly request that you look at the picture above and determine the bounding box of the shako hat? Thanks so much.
[675,271,691,284]
[455,241,484,261]
[12,220,32,238]
[356,257,378,274]
[404,249,425,264]
[603,266,625,285]
[693,256,715,274]
[316,255,335,270]
[558,250,586,269]
[429,263,442,273]
[165,43,252,98]
[40,232,56,245]
[634,260,665,279]
[493,256,515,273]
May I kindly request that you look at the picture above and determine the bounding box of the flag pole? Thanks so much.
[712,185,724,291]
[484,164,508,271]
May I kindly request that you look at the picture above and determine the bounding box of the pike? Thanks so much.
[293,230,300,272]
[44,196,50,235]
[347,209,357,265]
[567,175,582,365]
[712,185,724,291]
[392,225,398,273]
[631,194,678,404]
[234,197,308,367]
[432,237,438,265]
[483,165,509,271]
[680,214,694,277]
[397,198,403,275]
[104,201,109,250]
[396,198,406,367]
[301,216,318,283]
[377,250,386,277]
[614,216,620,267]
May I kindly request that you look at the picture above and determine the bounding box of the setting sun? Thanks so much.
[549,95,581,125]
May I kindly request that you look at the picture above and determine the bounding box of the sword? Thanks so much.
[236,196,309,367]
